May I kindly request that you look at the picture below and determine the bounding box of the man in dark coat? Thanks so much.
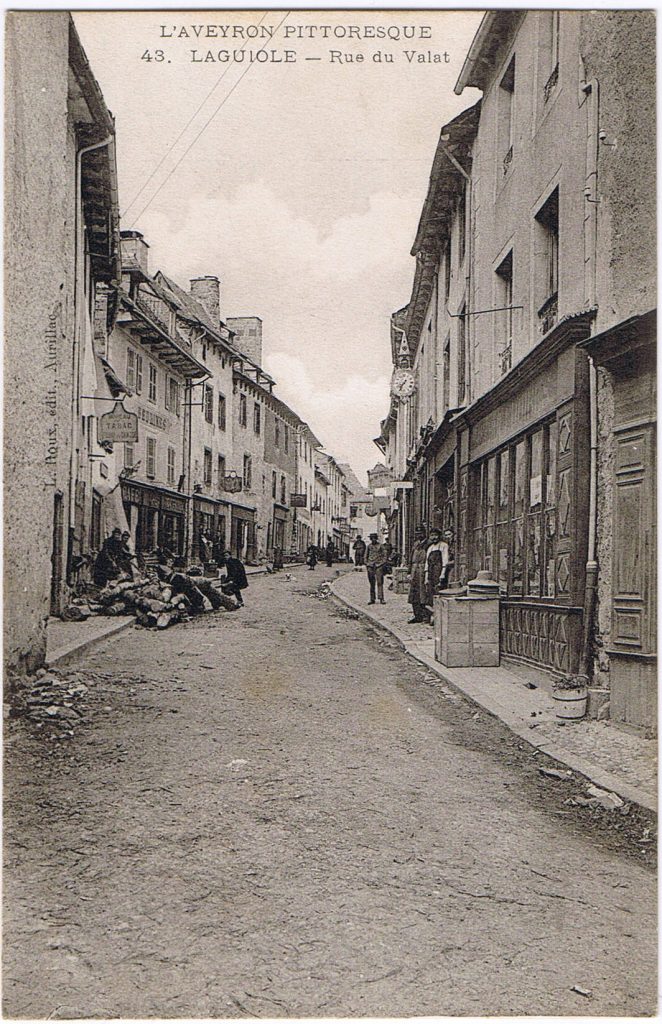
[353,536,366,567]
[325,540,335,567]
[365,532,388,605]
[219,550,249,607]
[93,528,124,587]
[408,527,430,623]
[306,544,318,570]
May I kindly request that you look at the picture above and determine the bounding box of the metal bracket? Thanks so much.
[447,305,523,318]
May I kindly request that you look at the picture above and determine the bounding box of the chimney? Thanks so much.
[190,276,220,326]
[120,229,149,275]
[226,316,263,366]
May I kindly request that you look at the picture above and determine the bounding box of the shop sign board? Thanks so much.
[98,402,139,443]
[290,493,307,507]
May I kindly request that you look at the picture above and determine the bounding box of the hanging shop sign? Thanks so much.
[222,472,243,493]
[290,493,307,507]
[97,401,139,443]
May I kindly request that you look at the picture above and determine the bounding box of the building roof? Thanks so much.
[454,11,525,94]
[336,463,371,502]
[156,271,237,350]
[116,290,209,380]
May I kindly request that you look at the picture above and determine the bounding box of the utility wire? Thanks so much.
[131,10,290,226]
[122,11,269,219]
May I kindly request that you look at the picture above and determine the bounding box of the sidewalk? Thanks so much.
[332,570,657,813]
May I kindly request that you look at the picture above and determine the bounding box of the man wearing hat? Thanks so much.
[408,527,430,623]
[365,532,388,605]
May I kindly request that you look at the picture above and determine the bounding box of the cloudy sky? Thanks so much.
[75,10,482,483]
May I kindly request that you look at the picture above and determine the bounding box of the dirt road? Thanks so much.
[4,568,657,1017]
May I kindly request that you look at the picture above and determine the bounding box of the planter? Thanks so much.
[553,686,588,721]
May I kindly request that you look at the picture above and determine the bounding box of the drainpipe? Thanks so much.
[69,137,113,565]
[439,139,472,403]
[579,76,599,679]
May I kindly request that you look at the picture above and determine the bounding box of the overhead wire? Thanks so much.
[122,10,269,219]
[130,10,291,226]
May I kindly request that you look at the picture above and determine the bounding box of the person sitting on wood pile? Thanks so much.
[217,550,249,607]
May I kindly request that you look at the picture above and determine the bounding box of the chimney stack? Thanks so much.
[120,229,149,275]
[226,316,263,366]
[190,276,220,326]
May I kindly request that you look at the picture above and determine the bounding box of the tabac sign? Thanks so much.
[97,402,139,444]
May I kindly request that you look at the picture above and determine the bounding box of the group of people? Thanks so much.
[93,528,137,587]
[350,526,453,622]
[306,540,337,570]
[407,526,454,623]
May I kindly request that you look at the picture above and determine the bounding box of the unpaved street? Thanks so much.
[4,568,657,1018]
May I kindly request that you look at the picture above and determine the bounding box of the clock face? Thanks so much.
[391,369,416,398]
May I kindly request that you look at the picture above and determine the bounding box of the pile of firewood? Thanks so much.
[97,574,238,630]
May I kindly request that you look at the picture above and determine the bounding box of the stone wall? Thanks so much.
[592,366,615,689]
[4,13,73,676]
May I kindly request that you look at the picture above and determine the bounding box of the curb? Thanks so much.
[330,581,657,815]
[46,617,135,670]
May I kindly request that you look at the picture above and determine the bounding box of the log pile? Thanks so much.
[97,573,238,629]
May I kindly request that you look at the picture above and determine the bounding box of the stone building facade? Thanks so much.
[5,13,119,674]
[376,10,656,731]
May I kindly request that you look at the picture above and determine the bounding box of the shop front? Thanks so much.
[121,479,188,560]
[230,503,257,563]
[192,495,229,563]
[270,504,290,558]
[456,312,593,677]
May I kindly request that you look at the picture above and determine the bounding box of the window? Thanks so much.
[253,402,261,435]
[275,418,280,447]
[272,470,277,498]
[458,186,467,264]
[146,436,156,478]
[239,393,247,427]
[243,454,252,490]
[472,420,559,600]
[535,187,559,333]
[539,11,560,104]
[217,454,226,492]
[148,363,157,403]
[280,475,286,504]
[218,393,226,430]
[167,446,176,485]
[457,305,467,406]
[204,385,214,424]
[498,56,515,176]
[495,251,514,375]
[203,447,212,486]
[284,425,289,454]
[124,442,135,469]
[165,377,180,415]
[126,348,143,395]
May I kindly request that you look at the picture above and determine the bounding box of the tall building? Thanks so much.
[5,14,120,673]
[377,10,656,731]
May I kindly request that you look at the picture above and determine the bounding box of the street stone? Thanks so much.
[3,569,657,1018]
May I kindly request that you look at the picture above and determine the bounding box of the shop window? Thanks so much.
[218,393,226,430]
[146,436,156,479]
[204,385,214,424]
[148,363,158,404]
[239,393,247,427]
[495,251,513,375]
[535,187,559,334]
[498,56,516,177]
[253,402,261,435]
[203,447,212,486]
[472,421,560,601]
[167,446,176,486]
[243,454,252,490]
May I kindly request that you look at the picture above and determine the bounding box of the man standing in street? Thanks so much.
[424,527,449,606]
[366,532,387,605]
[352,535,366,568]
[408,527,430,623]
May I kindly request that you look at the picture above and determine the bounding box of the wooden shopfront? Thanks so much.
[580,310,657,734]
[230,503,257,562]
[192,495,229,562]
[455,312,594,677]
[121,479,188,559]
